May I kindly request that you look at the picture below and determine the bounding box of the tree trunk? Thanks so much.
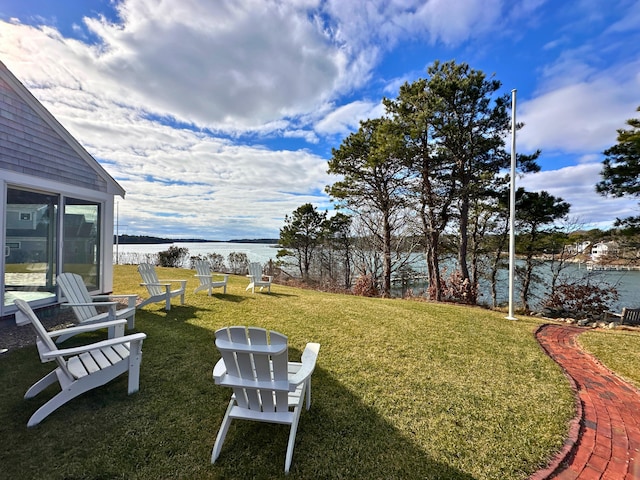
[520,253,535,313]
[458,195,470,281]
[382,215,392,297]
[425,230,442,301]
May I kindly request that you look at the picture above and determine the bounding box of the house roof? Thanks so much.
[0,61,125,197]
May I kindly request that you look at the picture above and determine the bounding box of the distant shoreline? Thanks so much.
[115,235,278,245]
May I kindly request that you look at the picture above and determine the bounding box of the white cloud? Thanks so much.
[606,0,640,33]
[1,58,335,239]
[518,77,639,154]
[517,1,640,155]
[519,163,638,227]
[1,2,354,132]
[314,100,384,136]
[324,0,509,48]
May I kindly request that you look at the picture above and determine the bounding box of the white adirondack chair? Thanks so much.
[137,263,187,310]
[193,260,229,296]
[245,262,273,293]
[211,326,320,473]
[13,299,147,427]
[56,272,137,343]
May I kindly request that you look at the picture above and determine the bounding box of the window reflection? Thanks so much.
[4,188,58,306]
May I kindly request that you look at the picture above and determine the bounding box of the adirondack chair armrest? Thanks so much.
[93,294,138,307]
[246,274,271,282]
[62,300,118,308]
[212,358,227,381]
[158,279,188,286]
[197,274,228,281]
[140,282,170,287]
[215,339,288,355]
[212,359,290,390]
[41,332,147,359]
[61,301,118,319]
[46,319,128,338]
[288,343,320,390]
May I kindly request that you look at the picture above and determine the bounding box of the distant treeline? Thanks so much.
[114,234,278,244]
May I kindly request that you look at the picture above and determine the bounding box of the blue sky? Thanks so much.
[1,0,639,239]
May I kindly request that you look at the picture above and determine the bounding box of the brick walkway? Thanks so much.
[532,324,640,480]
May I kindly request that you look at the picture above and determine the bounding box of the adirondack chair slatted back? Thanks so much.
[137,263,187,310]
[138,263,163,296]
[193,260,228,295]
[215,326,289,412]
[14,299,74,379]
[194,260,210,279]
[247,262,263,279]
[622,308,640,325]
[57,272,99,322]
[246,262,272,293]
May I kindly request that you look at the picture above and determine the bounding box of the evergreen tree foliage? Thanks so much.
[597,106,640,229]
[278,203,327,279]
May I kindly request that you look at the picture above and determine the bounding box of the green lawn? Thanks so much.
[579,328,640,389]
[0,264,613,479]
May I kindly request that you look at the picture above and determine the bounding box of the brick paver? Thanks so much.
[532,324,640,480]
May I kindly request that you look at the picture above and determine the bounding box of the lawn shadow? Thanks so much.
[244,291,299,298]
[142,316,476,479]
[210,361,476,479]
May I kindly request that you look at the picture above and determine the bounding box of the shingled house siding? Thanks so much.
[0,76,108,192]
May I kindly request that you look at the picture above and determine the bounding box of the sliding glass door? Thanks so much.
[4,188,58,307]
[4,188,103,309]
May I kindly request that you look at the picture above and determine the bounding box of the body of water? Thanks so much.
[114,242,640,313]
[115,241,279,265]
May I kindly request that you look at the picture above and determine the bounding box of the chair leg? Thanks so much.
[24,371,58,399]
[305,378,312,410]
[55,332,75,344]
[27,384,86,427]
[285,408,303,473]
[127,341,144,394]
[211,400,235,464]
[163,285,171,311]
[127,312,135,330]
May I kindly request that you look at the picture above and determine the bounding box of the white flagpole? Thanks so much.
[115,201,119,265]
[506,89,517,320]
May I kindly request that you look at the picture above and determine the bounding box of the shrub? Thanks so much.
[228,252,249,274]
[190,253,226,271]
[441,269,477,305]
[158,246,189,268]
[541,281,619,318]
[352,274,379,297]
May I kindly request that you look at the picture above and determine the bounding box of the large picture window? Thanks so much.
[4,188,58,306]
[63,198,101,289]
